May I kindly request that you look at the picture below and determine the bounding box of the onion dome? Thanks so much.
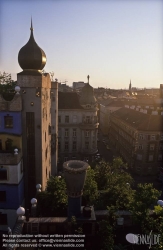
[18,19,46,72]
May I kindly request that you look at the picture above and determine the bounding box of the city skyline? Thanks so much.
[0,0,163,89]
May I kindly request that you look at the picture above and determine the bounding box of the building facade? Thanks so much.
[0,92,24,231]
[58,81,99,167]
[109,106,163,180]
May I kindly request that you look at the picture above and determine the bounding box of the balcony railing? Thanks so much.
[0,151,22,165]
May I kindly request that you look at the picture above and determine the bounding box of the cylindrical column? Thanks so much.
[63,160,89,219]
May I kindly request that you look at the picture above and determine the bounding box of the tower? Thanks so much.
[129,80,132,93]
[17,19,57,203]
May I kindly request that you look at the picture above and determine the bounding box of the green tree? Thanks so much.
[0,71,16,100]
[37,176,68,216]
[129,183,160,225]
[140,205,163,250]
[98,219,114,250]
[94,158,134,210]
[83,167,99,205]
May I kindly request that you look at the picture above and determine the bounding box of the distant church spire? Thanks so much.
[129,79,131,92]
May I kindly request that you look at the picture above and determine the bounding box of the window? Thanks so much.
[150,144,155,150]
[73,129,76,137]
[72,156,76,160]
[65,116,69,123]
[138,145,143,150]
[45,148,48,159]
[48,125,51,135]
[65,129,69,137]
[58,116,61,123]
[64,157,68,162]
[93,130,96,137]
[137,154,142,160]
[73,115,77,123]
[5,139,13,151]
[58,141,61,150]
[160,135,163,141]
[0,167,7,180]
[0,213,7,225]
[94,116,97,123]
[151,135,155,140]
[85,141,89,150]
[158,154,162,161]
[4,116,13,128]
[0,140,2,150]
[64,142,69,150]
[85,131,89,137]
[159,144,163,150]
[149,155,154,162]
[86,116,90,123]
[92,141,95,148]
[72,141,77,151]
[0,191,6,202]
[139,134,144,140]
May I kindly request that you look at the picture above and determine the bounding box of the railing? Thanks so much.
[0,151,22,165]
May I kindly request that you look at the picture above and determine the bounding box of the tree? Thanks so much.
[0,71,16,100]
[98,219,115,250]
[37,176,68,216]
[140,205,163,250]
[83,167,99,205]
[93,158,134,210]
[129,183,160,225]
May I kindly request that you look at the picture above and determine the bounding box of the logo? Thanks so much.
[126,231,160,249]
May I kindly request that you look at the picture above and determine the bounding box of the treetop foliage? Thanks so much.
[0,71,16,100]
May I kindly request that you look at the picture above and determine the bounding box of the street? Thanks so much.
[97,131,114,163]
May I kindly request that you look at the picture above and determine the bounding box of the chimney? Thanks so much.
[63,160,89,219]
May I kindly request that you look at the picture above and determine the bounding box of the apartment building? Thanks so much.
[58,82,99,167]
[109,106,163,179]
[0,92,24,231]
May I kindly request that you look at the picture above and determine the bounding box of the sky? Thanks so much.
[0,0,163,89]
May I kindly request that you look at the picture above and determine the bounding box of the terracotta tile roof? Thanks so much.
[58,92,83,109]
[112,107,163,131]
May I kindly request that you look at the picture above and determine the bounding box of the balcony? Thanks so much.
[0,150,22,165]
[81,148,98,155]
[80,120,99,129]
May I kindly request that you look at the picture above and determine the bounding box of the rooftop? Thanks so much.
[112,107,163,131]
[58,92,83,109]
